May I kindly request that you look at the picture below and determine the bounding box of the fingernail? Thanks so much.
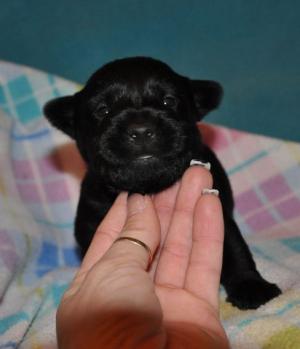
[128,194,146,214]
[202,188,219,196]
[190,159,211,171]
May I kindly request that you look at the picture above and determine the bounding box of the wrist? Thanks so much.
[165,322,230,349]
[58,309,166,349]
[97,312,166,349]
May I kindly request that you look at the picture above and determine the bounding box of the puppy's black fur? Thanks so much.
[44,57,281,309]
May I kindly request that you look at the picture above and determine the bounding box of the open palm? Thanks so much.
[57,166,228,348]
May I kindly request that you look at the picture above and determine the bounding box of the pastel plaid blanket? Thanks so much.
[0,61,299,348]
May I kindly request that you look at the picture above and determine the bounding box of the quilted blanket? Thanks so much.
[0,61,299,348]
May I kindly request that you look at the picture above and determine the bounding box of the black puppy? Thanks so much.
[44,57,281,309]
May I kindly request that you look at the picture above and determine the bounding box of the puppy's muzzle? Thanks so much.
[124,121,159,160]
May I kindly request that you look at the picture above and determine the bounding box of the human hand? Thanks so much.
[56,166,229,348]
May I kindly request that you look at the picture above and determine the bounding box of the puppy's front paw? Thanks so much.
[226,273,281,309]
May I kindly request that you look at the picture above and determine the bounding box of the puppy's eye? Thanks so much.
[95,104,110,117]
[162,96,177,108]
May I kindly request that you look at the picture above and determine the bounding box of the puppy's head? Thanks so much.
[44,57,222,193]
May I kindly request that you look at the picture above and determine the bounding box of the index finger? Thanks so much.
[150,181,180,274]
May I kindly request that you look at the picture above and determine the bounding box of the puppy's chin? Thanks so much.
[100,154,191,193]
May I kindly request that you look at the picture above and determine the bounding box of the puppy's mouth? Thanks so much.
[135,154,155,161]
[131,153,159,166]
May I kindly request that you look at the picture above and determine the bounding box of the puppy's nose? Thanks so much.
[127,124,156,142]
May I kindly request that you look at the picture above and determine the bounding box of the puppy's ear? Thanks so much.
[190,80,223,120]
[43,96,75,138]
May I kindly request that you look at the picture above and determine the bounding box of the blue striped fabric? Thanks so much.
[0,61,300,348]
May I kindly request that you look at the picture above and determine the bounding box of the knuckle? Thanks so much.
[184,166,213,189]
[163,240,190,259]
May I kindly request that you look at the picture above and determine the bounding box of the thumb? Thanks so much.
[103,194,161,270]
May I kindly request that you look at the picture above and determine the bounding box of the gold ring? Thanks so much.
[114,236,153,267]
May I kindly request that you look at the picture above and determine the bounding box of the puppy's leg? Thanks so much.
[202,146,281,309]
[75,173,116,256]
[221,210,281,309]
